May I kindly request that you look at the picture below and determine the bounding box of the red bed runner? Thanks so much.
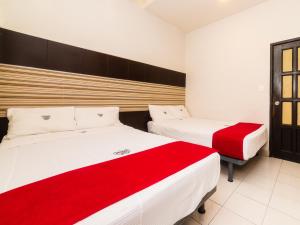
[212,123,262,160]
[0,141,216,225]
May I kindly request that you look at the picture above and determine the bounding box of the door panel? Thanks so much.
[271,39,300,163]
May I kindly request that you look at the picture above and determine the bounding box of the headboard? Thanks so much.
[0,28,186,140]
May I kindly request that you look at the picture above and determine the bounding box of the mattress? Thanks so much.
[0,124,220,225]
[148,118,267,161]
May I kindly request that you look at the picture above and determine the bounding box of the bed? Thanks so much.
[148,105,268,182]
[0,107,220,225]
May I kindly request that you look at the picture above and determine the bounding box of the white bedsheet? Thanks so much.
[148,118,267,161]
[0,124,220,225]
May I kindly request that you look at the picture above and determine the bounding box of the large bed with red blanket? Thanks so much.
[0,124,220,225]
[148,118,267,182]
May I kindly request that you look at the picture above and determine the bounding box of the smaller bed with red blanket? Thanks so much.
[148,115,267,182]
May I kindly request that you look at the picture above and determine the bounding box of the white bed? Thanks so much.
[148,118,267,161]
[0,124,220,225]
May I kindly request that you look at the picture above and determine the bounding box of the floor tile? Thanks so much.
[252,156,277,166]
[263,208,300,225]
[190,157,300,225]
[236,181,273,205]
[280,160,300,179]
[209,178,240,205]
[210,208,254,225]
[277,172,300,189]
[192,200,221,225]
[182,217,201,225]
[236,169,276,205]
[243,171,277,190]
[269,182,300,220]
[224,193,266,225]
[247,162,281,180]
[233,166,251,181]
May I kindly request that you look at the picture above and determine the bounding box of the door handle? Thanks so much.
[274,101,280,106]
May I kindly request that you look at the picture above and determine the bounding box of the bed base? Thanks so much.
[221,155,248,182]
[174,187,216,225]
[220,151,260,182]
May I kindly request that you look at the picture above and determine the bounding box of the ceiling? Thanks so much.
[133,0,268,32]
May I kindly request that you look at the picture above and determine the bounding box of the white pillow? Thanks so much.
[169,105,190,119]
[6,107,76,139]
[148,105,176,122]
[75,107,120,130]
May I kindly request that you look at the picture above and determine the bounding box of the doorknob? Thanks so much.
[274,101,280,106]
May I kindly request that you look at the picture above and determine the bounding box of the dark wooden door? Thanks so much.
[271,38,300,163]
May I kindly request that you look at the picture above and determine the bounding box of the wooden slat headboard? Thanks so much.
[0,63,185,117]
[0,64,184,139]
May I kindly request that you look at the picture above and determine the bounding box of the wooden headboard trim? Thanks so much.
[0,64,185,117]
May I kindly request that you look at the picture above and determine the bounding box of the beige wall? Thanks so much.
[0,0,185,72]
[186,0,300,153]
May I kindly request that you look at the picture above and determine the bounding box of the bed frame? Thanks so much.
[221,152,261,182]
[220,155,248,182]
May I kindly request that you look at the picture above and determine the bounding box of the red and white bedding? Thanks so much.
[148,118,267,161]
[0,125,220,225]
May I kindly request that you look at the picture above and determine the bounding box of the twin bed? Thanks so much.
[148,105,268,182]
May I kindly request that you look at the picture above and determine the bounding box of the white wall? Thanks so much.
[0,0,185,72]
[186,0,300,153]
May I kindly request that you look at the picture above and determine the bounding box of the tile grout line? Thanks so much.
[223,207,257,225]
[266,162,300,222]
[205,158,300,225]
[190,217,201,225]
[221,158,281,225]
[204,165,246,225]
[271,160,300,221]
[205,201,223,225]
[260,159,283,225]
[190,197,223,224]
[210,164,256,225]
[207,158,281,225]
[222,164,249,206]
[235,191,269,207]
[233,159,283,205]
[267,205,300,222]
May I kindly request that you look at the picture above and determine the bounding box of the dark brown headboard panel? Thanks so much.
[0,28,185,87]
[0,118,8,141]
[119,111,151,131]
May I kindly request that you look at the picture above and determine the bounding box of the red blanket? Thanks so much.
[0,141,216,225]
[212,123,262,160]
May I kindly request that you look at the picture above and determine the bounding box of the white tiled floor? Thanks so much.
[182,156,300,225]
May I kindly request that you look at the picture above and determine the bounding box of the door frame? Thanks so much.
[270,37,300,160]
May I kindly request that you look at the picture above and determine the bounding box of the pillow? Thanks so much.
[148,105,176,122]
[169,105,190,119]
[75,107,120,130]
[6,107,76,139]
